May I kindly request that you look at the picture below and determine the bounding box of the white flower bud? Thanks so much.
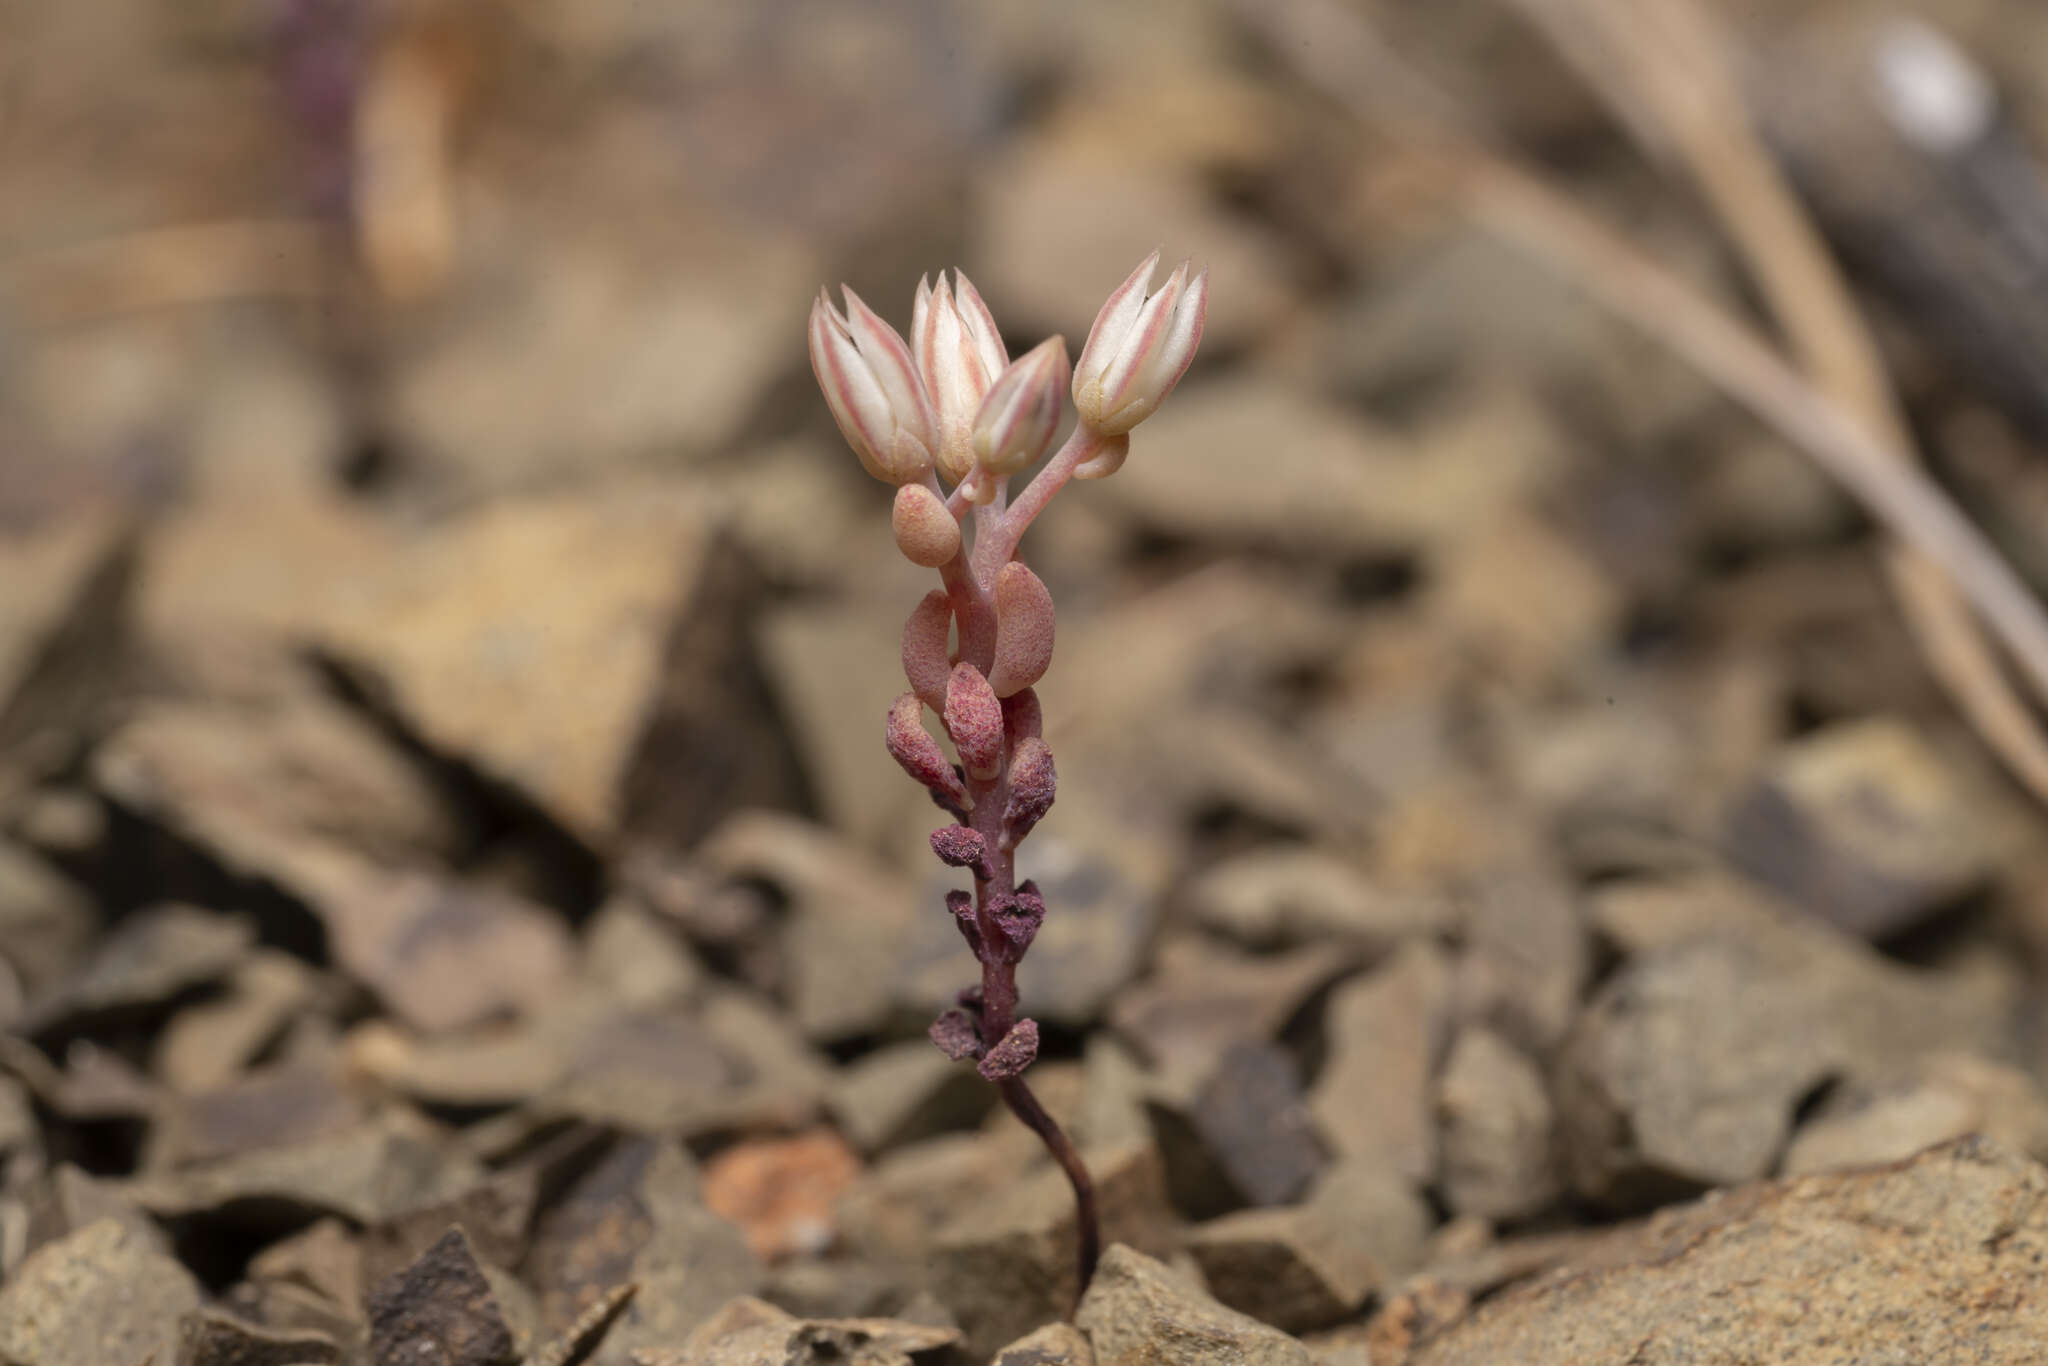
[1072,251,1208,436]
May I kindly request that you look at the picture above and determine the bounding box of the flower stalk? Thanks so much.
[809,253,1206,1303]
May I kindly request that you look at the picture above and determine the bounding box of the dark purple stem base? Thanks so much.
[997,1074,1101,1304]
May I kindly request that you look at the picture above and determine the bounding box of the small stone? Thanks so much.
[526,1135,759,1355]
[1556,922,2005,1209]
[90,689,463,880]
[1435,1027,1559,1221]
[1301,1161,1433,1284]
[149,1061,363,1168]
[1183,846,1448,951]
[121,1112,483,1225]
[358,1165,544,1294]
[832,1040,994,1154]
[1077,1243,1314,1366]
[929,1144,1176,1359]
[311,483,774,844]
[992,1321,1095,1365]
[174,1309,342,1366]
[1407,1138,2048,1365]
[0,1218,202,1366]
[366,1227,517,1366]
[580,896,703,1011]
[702,812,920,1045]
[1727,717,2004,939]
[1183,1205,1381,1334]
[1451,843,1587,1054]
[320,869,574,1035]
[836,1133,998,1271]
[1426,512,1623,687]
[1110,937,1358,1088]
[155,951,315,1093]
[1784,1053,2048,1175]
[1188,1041,1327,1209]
[21,903,251,1035]
[650,1295,961,1366]
[0,841,94,1002]
[702,1130,863,1261]
[247,1217,363,1315]
[1309,941,1453,1185]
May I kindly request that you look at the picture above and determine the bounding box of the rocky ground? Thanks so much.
[11,1,2048,1363]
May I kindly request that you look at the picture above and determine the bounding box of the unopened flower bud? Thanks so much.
[1001,737,1055,850]
[943,663,1004,781]
[902,590,954,713]
[988,561,1055,697]
[809,285,936,484]
[891,484,961,568]
[913,271,1009,486]
[1073,251,1208,436]
[886,693,970,813]
[974,336,1069,479]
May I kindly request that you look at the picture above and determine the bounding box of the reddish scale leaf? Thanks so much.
[992,880,1045,961]
[885,693,970,812]
[978,1018,1040,1081]
[930,825,993,881]
[943,662,1004,780]
[929,1008,983,1061]
[988,562,1055,698]
[902,590,954,712]
[945,889,983,957]
[1001,737,1055,851]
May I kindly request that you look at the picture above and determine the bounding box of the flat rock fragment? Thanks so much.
[1076,1243,1314,1366]
[645,1294,959,1366]
[366,1227,518,1366]
[1183,1204,1381,1334]
[1407,1138,2048,1365]
[0,1218,202,1366]
[1727,717,2003,939]
[1434,1026,1558,1221]
[1309,941,1452,1186]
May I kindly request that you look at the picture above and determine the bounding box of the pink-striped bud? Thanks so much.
[988,561,1055,697]
[1001,737,1055,850]
[902,590,954,712]
[943,663,1005,781]
[886,693,970,812]
[1073,251,1208,436]
[891,484,961,568]
[913,271,1009,486]
[809,286,936,484]
[973,336,1069,479]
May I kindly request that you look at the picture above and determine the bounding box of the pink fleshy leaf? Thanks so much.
[989,561,1056,697]
[886,693,971,813]
[943,662,1005,781]
[1001,737,1055,850]
[902,591,954,712]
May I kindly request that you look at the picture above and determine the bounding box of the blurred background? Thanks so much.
[10,0,2048,1360]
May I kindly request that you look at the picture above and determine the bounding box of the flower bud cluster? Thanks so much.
[810,253,1208,572]
[813,252,1209,1083]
